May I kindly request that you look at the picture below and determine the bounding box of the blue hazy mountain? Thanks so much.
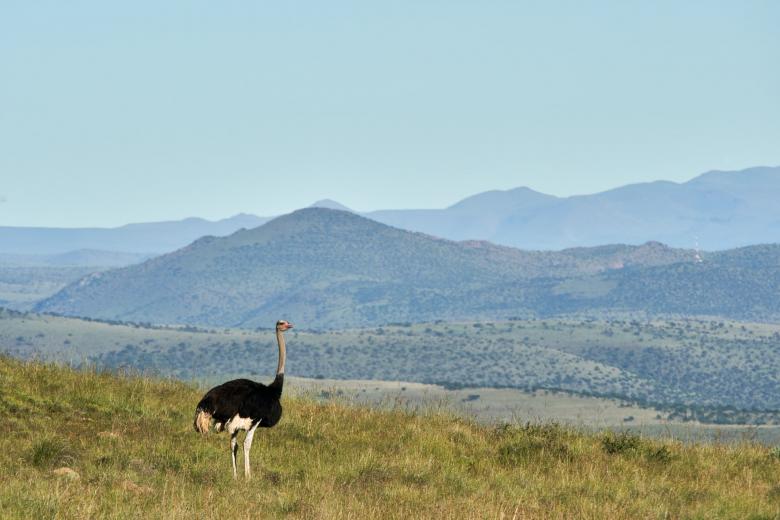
[0,249,152,268]
[0,213,270,256]
[309,199,354,211]
[366,187,557,246]
[365,166,780,250]
[2,166,778,256]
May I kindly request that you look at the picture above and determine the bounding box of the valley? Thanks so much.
[5,308,780,427]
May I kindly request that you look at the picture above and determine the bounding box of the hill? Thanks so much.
[35,208,780,328]
[3,355,780,519]
[34,208,703,328]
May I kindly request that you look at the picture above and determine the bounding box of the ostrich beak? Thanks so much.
[286,323,294,329]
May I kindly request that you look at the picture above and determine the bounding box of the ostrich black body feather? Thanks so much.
[195,375,283,430]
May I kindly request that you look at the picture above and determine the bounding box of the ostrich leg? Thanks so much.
[243,422,261,479]
[230,432,239,479]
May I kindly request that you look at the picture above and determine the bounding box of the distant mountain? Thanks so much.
[309,199,354,212]
[37,207,780,329]
[366,187,557,246]
[365,166,780,250]
[0,213,270,255]
[0,249,151,268]
[4,166,778,256]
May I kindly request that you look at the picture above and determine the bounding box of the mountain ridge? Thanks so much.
[0,213,272,256]
[4,166,778,257]
[35,207,780,329]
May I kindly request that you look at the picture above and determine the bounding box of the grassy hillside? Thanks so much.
[5,309,780,422]
[2,356,780,519]
[594,244,780,322]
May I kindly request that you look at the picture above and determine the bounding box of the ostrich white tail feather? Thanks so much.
[194,409,212,434]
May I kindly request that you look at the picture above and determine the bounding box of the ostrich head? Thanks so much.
[276,320,293,332]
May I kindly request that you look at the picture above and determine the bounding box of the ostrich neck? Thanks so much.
[275,330,286,376]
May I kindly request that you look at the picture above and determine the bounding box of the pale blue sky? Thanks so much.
[1,1,778,227]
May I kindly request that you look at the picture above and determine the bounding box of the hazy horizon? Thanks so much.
[3,2,779,227]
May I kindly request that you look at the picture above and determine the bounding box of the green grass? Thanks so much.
[2,356,780,519]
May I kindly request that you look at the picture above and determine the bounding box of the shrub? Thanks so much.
[497,423,573,464]
[645,445,674,464]
[601,431,642,455]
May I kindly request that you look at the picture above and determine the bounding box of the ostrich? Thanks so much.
[193,320,293,479]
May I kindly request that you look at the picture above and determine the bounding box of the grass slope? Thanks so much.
[3,357,780,519]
